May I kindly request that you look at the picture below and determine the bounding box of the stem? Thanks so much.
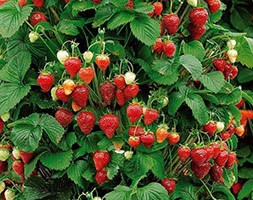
[200,179,218,200]
[49,7,60,22]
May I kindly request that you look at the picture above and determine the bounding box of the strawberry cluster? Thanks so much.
[152,38,176,58]
[93,151,110,184]
[213,59,238,80]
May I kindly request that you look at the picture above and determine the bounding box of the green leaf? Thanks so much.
[149,151,164,179]
[72,1,95,12]
[104,185,132,200]
[236,37,253,68]
[0,52,31,83]
[107,152,124,180]
[199,72,225,93]
[185,94,208,125]
[107,11,135,30]
[133,2,153,14]
[40,150,73,170]
[218,87,242,105]
[230,6,252,31]
[238,167,253,179]
[39,114,65,145]
[238,179,253,200]
[228,105,242,126]
[58,132,77,151]
[0,2,33,38]
[57,20,79,36]
[67,160,88,187]
[182,41,205,61]
[168,92,185,115]
[130,16,160,46]
[237,68,253,83]
[109,0,128,7]
[212,185,235,200]
[237,146,251,158]
[106,41,126,58]
[93,4,116,27]
[170,181,198,200]
[0,83,30,114]
[180,55,202,80]
[82,166,95,182]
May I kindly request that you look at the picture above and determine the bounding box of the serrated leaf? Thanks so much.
[82,166,95,182]
[130,16,160,46]
[238,179,253,200]
[237,146,251,158]
[133,2,153,14]
[199,72,225,93]
[104,185,132,200]
[106,41,126,58]
[57,20,79,36]
[237,68,253,83]
[168,92,185,115]
[0,2,33,38]
[228,105,242,126]
[170,181,198,200]
[107,11,135,30]
[236,37,253,68]
[58,132,77,151]
[72,1,95,12]
[107,152,124,179]
[238,167,253,179]
[183,41,205,61]
[40,150,73,170]
[93,5,116,27]
[67,161,88,187]
[180,55,202,80]
[230,6,252,31]
[149,151,164,179]
[212,185,235,200]
[218,87,242,105]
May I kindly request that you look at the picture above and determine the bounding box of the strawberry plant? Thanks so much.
[0,0,253,199]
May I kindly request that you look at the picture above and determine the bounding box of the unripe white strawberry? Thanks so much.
[216,122,225,132]
[0,148,9,161]
[93,197,102,200]
[51,86,58,101]
[4,189,15,200]
[29,32,39,43]
[124,71,136,85]
[0,181,5,194]
[83,51,93,63]
[162,96,169,107]
[12,148,20,160]
[0,113,10,122]
[57,50,69,64]
[227,49,238,63]
[187,0,197,7]
[227,40,236,50]
[124,151,133,160]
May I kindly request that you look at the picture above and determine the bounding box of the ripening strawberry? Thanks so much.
[100,82,116,105]
[126,103,143,123]
[20,151,33,164]
[161,179,176,195]
[156,125,169,143]
[128,136,141,148]
[187,24,206,40]
[177,146,191,162]
[208,0,221,14]
[37,72,54,92]
[72,101,82,112]
[123,84,139,100]
[56,87,70,102]
[0,0,8,6]
[140,132,155,148]
[116,89,126,106]
[95,54,110,71]
[64,57,82,78]
[191,161,211,179]
[209,165,223,182]
[55,108,74,127]
[18,0,27,6]
[213,59,227,72]
[189,8,208,27]
[62,79,76,95]
[153,2,163,16]
[99,114,119,138]
[168,132,180,145]
[143,108,159,126]
[30,12,46,27]
[93,151,110,171]
[235,125,245,137]
[202,121,217,136]
[77,111,96,134]
[152,38,163,54]
[128,126,144,136]
[162,14,180,35]
[95,170,109,184]
[12,160,24,175]
[78,67,95,84]
[163,40,176,58]
[114,75,126,90]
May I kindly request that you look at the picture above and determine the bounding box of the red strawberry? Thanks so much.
[178,146,191,162]
[123,84,139,100]
[159,21,165,36]
[114,76,126,90]
[161,179,176,195]
[223,63,233,80]
[191,147,208,166]
[0,0,8,6]
[126,103,143,123]
[156,126,169,143]
[78,67,95,84]
[205,146,214,162]
[191,162,211,179]
[116,89,126,106]
[231,182,242,195]
[0,119,4,134]
[230,66,238,79]
[65,0,70,3]
[56,87,69,102]
[128,126,144,136]
[32,0,44,8]
[55,108,74,127]
[77,111,96,134]
[153,2,163,16]
[18,0,26,6]
[12,161,24,175]
[210,143,221,159]
[162,14,180,35]
[143,108,159,126]
[189,8,208,27]
[226,152,236,169]
[208,0,221,14]
[215,150,228,167]
[100,82,116,105]
[64,57,82,78]
[99,114,119,138]
[128,136,141,148]
[235,99,244,109]
[221,131,231,141]
[37,73,54,92]
[168,132,180,145]
[163,40,176,58]
[30,12,46,27]
[0,161,7,173]
[202,121,217,136]
[125,0,134,9]
[93,0,102,4]
[152,38,163,54]
[95,54,110,71]
[93,151,110,171]
[140,132,155,148]
[209,165,223,182]
[213,59,227,72]
[72,84,89,107]
[20,151,33,164]
[95,170,109,184]
[187,24,206,40]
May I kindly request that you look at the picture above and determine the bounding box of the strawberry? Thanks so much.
[221,131,231,141]
[226,152,236,169]
[55,108,74,127]
[177,146,191,164]
[62,79,76,95]
[18,0,26,6]
[93,151,110,171]
[227,124,235,135]
[95,170,109,184]
[124,151,133,160]
[187,24,206,40]
[153,2,163,16]
[124,71,136,85]
[72,101,82,112]
[215,150,228,167]
[156,126,169,143]
[37,73,54,92]
[204,146,214,162]
[168,132,180,145]
[4,189,15,200]
[95,54,110,71]
[32,0,44,8]
[93,0,102,4]
[128,126,144,136]
[209,165,223,182]
[223,63,233,80]
[56,87,70,102]
[116,89,126,106]
[77,111,96,134]
[99,114,119,138]
[191,162,211,179]
[143,108,159,126]
[213,59,227,72]
[123,84,139,100]
[65,0,70,3]
[82,51,93,63]
[216,122,225,132]
[126,103,143,123]
[235,99,244,109]
[20,151,33,164]
[12,148,20,160]
[202,121,217,136]
[152,38,163,55]
[64,57,82,78]
[159,21,165,36]
[140,132,155,148]
[0,119,4,134]
[163,40,176,58]
[100,82,116,105]
[12,161,24,175]
[114,75,126,90]
[191,147,208,166]
[230,66,238,79]
[128,136,141,148]
[0,181,5,194]
[0,161,6,173]
[71,84,89,107]
[231,182,242,195]
[235,125,245,137]
[189,8,208,27]
[57,50,69,64]
[30,12,46,27]
[208,0,221,14]
[161,179,176,195]
[125,0,134,9]
[78,67,95,84]
[162,14,180,35]
[0,148,9,161]
[0,0,8,6]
